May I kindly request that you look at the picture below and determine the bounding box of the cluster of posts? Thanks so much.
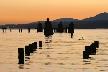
[2,28,7,33]
[37,18,74,38]
[18,41,42,64]
[83,41,99,59]
[1,18,74,38]
[55,21,74,37]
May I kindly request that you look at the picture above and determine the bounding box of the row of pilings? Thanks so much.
[18,41,42,64]
[1,28,72,33]
[18,40,99,64]
[1,18,74,38]
[83,41,99,59]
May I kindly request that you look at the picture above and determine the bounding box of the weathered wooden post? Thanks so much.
[21,29,22,33]
[2,28,4,33]
[68,22,74,38]
[33,42,37,51]
[83,51,89,59]
[19,29,20,33]
[39,41,42,48]
[29,44,33,53]
[85,46,92,55]
[90,43,96,55]
[37,22,43,33]
[28,28,30,33]
[25,46,30,56]
[10,29,11,32]
[18,48,24,64]
[44,18,53,37]
[94,41,99,48]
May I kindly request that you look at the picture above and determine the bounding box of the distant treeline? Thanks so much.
[0,20,108,29]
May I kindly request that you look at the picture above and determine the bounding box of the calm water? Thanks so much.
[0,29,108,72]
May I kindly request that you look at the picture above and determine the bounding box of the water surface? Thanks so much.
[0,29,108,72]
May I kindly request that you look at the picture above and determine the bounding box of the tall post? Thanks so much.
[44,18,53,37]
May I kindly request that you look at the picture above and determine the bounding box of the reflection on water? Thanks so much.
[0,29,108,72]
[19,64,24,69]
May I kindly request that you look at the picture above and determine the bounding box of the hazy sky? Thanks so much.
[0,0,108,24]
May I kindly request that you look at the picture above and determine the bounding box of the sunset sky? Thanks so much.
[0,0,108,24]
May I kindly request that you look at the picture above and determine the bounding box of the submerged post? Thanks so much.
[29,44,33,53]
[2,28,7,33]
[44,18,53,37]
[21,29,22,33]
[94,41,99,48]
[19,29,20,33]
[25,46,30,56]
[68,22,74,38]
[90,43,96,55]
[34,42,37,50]
[28,28,30,33]
[10,29,11,32]
[18,48,24,64]
[83,51,90,59]
[2,29,4,33]
[39,41,42,48]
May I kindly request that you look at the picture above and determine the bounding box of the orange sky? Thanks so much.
[0,0,108,24]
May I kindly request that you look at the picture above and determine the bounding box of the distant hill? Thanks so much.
[52,18,78,22]
[1,12,108,29]
[82,12,108,21]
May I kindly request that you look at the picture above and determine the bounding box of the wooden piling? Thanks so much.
[83,51,89,59]
[39,41,42,47]
[18,48,24,64]
[29,44,34,53]
[94,41,99,48]
[34,42,37,50]
[25,46,30,56]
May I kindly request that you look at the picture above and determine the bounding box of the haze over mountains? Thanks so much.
[1,12,108,29]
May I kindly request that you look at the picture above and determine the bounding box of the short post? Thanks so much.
[90,43,96,55]
[5,28,6,32]
[34,42,37,50]
[3,29,4,33]
[39,41,42,48]
[32,43,36,51]
[21,29,22,33]
[10,29,11,32]
[65,28,67,33]
[85,46,92,55]
[29,44,33,53]
[19,29,20,33]
[28,28,30,33]
[83,51,89,59]
[25,46,30,56]
[18,48,24,64]
[94,41,99,48]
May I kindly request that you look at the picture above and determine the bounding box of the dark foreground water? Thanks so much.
[0,29,108,72]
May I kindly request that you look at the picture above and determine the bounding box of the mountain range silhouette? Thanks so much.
[52,12,108,22]
[82,12,108,21]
